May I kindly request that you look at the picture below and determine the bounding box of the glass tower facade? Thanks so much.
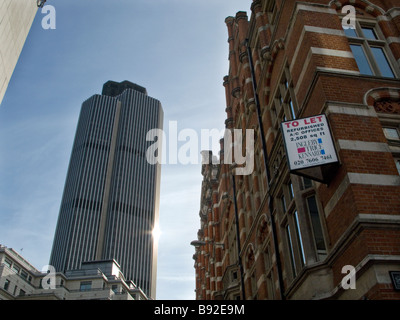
[49,81,163,298]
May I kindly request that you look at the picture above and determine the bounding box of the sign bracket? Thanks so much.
[290,162,341,185]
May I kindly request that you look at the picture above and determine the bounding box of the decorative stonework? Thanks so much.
[330,0,385,16]
[364,87,400,114]
[246,246,255,269]
[374,99,400,114]
[257,215,269,245]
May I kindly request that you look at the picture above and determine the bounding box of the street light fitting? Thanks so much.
[190,240,225,249]
[190,240,206,247]
[37,0,47,8]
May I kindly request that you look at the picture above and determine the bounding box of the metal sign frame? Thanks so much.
[280,114,340,183]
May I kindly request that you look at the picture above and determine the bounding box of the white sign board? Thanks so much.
[281,114,338,171]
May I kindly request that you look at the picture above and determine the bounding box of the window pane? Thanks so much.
[350,44,373,75]
[383,128,400,140]
[370,47,395,78]
[4,258,12,268]
[307,196,326,251]
[272,107,277,118]
[281,195,287,212]
[361,27,377,40]
[343,27,357,37]
[288,181,294,200]
[4,279,10,290]
[286,225,297,276]
[80,281,92,291]
[20,270,28,280]
[303,178,313,189]
[289,99,296,119]
[294,210,306,265]
[396,160,400,175]
[277,93,283,104]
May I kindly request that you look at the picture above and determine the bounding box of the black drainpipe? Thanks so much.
[245,39,286,300]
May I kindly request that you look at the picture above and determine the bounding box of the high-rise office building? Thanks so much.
[50,80,163,299]
[0,0,38,104]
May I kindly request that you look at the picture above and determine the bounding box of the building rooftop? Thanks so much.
[102,80,147,97]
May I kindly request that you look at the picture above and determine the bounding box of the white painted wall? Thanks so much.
[0,0,37,105]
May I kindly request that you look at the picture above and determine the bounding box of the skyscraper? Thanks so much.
[50,80,163,299]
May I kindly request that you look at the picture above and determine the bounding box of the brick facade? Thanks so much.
[192,0,400,300]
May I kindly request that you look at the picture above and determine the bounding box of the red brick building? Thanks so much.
[192,0,400,300]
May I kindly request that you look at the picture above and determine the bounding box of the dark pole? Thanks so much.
[245,39,286,300]
[231,172,246,300]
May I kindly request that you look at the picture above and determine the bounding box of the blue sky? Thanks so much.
[0,0,249,299]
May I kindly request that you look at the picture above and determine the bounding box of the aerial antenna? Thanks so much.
[37,0,47,8]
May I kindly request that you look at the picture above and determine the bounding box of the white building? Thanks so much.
[0,0,38,105]
[0,244,148,300]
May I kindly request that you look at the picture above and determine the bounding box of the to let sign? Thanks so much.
[281,114,338,171]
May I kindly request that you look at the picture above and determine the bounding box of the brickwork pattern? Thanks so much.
[193,0,400,300]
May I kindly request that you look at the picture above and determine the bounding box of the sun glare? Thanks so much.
[152,224,161,242]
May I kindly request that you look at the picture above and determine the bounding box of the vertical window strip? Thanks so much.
[294,210,306,266]
[128,91,136,270]
[137,92,147,284]
[286,225,297,277]
[75,99,100,267]
[125,92,134,276]
[85,96,109,262]
[121,95,133,276]
[306,196,326,252]
[131,91,141,282]
[86,97,103,261]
